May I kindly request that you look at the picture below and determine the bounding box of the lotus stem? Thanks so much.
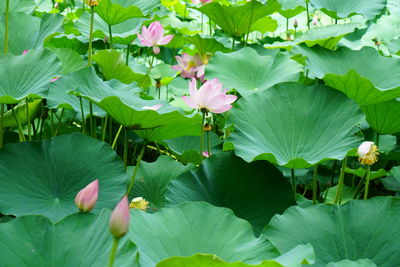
[364,165,371,200]
[101,115,108,142]
[79,96,86,134]
[111,125,123,150]
[231,38,235,51]
[107,238,119,267]
[108,24,113,49]
[4,0,9,54]
[291,169,296,198]
[334,156,348,204]
[141,55,155,89]
[26,99,31,141]
[89,102,94,137]
[126,144,145,196]
[200,111,206,160]
[88,6,95,66]
[126,44,130,65]
[50,109,55,137]
[207,130,211,156]
[201,13,203,34]
[306,0,310,29]
[54,108,64,136]
[312,165,318,204]
[123,128,128,170]
[245,0,255,45]
[12,107,26,142]
[0,104,4,148]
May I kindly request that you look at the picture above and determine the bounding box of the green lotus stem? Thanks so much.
[109,117,113,143]
[0,104,4,148]
[89,102,94,137]
[209,19,212,36]
[231,38,235,51]
[125,44,130,65]
[132,143,137,164]
[12,107,25,142]
[111,125,123,150]
[207,130,211,156]
[141,55,155,89]
[79,96,86,134]
[25,99,31,141]
[101,115,108,142]
[334,156,348,204]
[126,144,145,196]
[54,108,64,136]
[312,165,318,204]
[375,132,380,146]
[201,13,203,34]
[200,112,206,160]
[245,0,255,45]
[88,6,95,66]
[108,24,113,49]
[123,128,128,170]
[306,0,310,29]
[364,165,371,200]
[184,3,187,19]
[50,109,55,137]
[291,169,296,198]
[4,0,9,54]
[107,238,119,267]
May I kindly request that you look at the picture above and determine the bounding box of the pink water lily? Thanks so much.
[182,78,237,114]
[137,21,174,54]
[172,53,205,80]
[109,195,130,239]
[74,179,99,212]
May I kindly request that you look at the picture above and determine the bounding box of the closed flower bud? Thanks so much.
[86,0,99,7]
[74,179,99,212]
[357,141,379,165]
[109,195,130,239]
[130,197,149,210]
[293,19,298,28]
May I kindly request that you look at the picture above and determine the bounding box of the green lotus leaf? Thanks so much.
[0,133,127,221]
[273,0,306,18]
[327,259,377,267]
[95,0,144,26]
[48,47,86,75]
[0,210,138,266]
[130,155,194,209]
[184,34,230,55]
[361,99,400,134]
[250,16,278,34]
[0,0,36,14]
[3,99,41,127]
[93,49,150,87]
[206,48,302,96]
[265,24,359,50]
[197,1,279,37]
[382,166,400,192]
[263,197,400,266]
[292,45,400,105]
[45,34,88,54]
[129,202,280,267]
[166,152,295,234]
[310,0,387,20]
[0,48,61,104]
[0,13,63,55]
[227,82,364,169]
[128,0,160,15]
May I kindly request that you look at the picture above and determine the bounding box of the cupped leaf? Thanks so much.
[0,133,127,221]
[3,99,41,127]
[166,152,295,234]
[274,0,306,18]
[227,82,364,169]
[0,210,138,266]
[263,197,400,267]
[310,0,387,20]
[265,24,359,50]
[292,45,400,105]
[0,48,61,104]
[184,34,230,54]
[206,48,302,96]
[95,0,144,25]
[197,1,279,37]
[361,99,400,134]
[129,202,279,267]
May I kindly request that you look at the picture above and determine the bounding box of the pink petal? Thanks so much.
[50,77,60,83]
[211,105,233,114]
[189,78,198,98]
[158,35,174,45]
[182,96,198,109]
[109,195,130,238]
[142,104,162,111]
[22,50,29,55]
[74,179,99,212]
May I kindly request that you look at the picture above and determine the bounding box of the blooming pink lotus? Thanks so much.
[172,53,205,80]
[74,179,99,212]
[109,195,130,239]
[137,21,174,54]
[182,78,237,114]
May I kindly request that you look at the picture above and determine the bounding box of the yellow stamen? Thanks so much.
[358,144,379,165]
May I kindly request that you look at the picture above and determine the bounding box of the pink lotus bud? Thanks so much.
[109,195,130,239]
[312,16,318,25]
[202,151,210,157]
[74,179,99,212]
[22,50,29,55]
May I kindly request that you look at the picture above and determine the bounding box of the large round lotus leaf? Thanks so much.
[130,155,194,209]
[0,13,63,55]
[361,99,400,134]
[327,259,377,267]
[262,197,400,267]
[166,152,295,235]
[48,47,86,75]
[184,34,230,55]
[0,0,36,14]
[227,82,364,169]
[126,0,160,15]
[197,1,278,37]
[0,133,127,222]
[129,202,280,267]
[206,48,302,96]
[275,0,306,18]
[265,24,359,50]
[157,243,315,267]
[0,210,138,267]
[0,48,61,104]
[292,45,400,105]
[95,0,143,25]
[310,0,387,20]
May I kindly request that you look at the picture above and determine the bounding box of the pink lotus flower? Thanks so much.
[142,104,162,111]
[172,53,205,80]
[137,21,174,54]
[22,50,28,55]
[109,195,130,239]
[192,0,212,4]
[74,179,99,212]
[202,151,210,157]
[182,78,237,114]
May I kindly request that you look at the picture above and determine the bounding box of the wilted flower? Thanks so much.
[357,141,379,165]
[182,78,237,114]
[130,197,149,210]
[137,21,174,54]
[109,195,130,239]
[74,179,99,212]
[172,53,205,81]
[86,0,99,6]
